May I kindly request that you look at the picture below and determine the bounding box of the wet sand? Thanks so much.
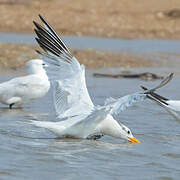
[0,43,157,70]
[1,0,180,39]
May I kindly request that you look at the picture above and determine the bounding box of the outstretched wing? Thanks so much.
[104,93,146,116]
[34,15,94,118]
[140,73,180,119]
[104,74,173,116]
[144,73,173,93]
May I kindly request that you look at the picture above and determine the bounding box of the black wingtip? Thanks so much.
[33,20,38,27]
[170,72,174,77]
[35,37,39,43]
[37,15,70,53]
[35,50,42,54]
[141,86,148,91]
[33,21,41,31]
[147,94,169,106]
[167,72,174,82]
[39,14,46,25]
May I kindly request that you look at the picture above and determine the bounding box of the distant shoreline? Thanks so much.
[0,43,156,70]
[0,0,180,39]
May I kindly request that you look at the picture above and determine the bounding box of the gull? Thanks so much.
[141,78,180,120]
[31,15,172,143]
[0,59,50,109]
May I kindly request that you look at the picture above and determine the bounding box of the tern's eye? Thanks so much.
[42,63,46,66]
[127,130,130,134]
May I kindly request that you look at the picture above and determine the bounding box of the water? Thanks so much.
[1,32,180,54]
[1,32,180,67]
[0,69,180,180]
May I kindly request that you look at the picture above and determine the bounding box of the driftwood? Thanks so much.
[0,0,28,5]
[157,8,180,19]
[93,72,164,81]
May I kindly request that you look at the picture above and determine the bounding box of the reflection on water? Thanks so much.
[0,69,180,180]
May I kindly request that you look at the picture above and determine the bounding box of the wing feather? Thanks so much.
[34,15,94,118]
[104,74,174,117]
[105,93,146,116]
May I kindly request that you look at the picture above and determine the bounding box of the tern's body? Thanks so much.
[0,59,50,108]
[33,114,129,140]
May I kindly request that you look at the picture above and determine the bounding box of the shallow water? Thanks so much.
[1,32,180,54]
[1,32,180,68]
[0,69,180,180]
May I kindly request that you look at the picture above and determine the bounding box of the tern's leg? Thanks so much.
[87,134,104,140]
[9,103,15,109]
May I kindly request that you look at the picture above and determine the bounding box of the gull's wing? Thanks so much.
[33,15,94,118]
[140,73,174,102]
[0,75,47,97]
[140,73,180,119]
[104,74,173,116]
[147,95,180,120]
[144,73,174,93]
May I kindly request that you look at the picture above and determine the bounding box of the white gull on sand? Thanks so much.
[0,59,50,108]
[31,15,172,143]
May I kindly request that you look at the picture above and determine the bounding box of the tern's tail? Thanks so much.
[30,120,55,128]
[30,120,65,136]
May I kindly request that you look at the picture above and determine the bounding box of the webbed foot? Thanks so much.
[87,134,104,140]
[9,103,15,109]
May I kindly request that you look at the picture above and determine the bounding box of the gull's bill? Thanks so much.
[32,15,172,142]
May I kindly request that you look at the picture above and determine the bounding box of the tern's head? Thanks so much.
[118,123,140,144]
[102,116,140,144]
[25,59,47,75]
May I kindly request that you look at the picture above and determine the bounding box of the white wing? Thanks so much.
[0,75,47,97]
[104,93,146,116]
[33,15,173,120]
[104,73,174,117]
[33,15,94,118]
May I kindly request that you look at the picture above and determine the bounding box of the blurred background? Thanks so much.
[0,0,180,70]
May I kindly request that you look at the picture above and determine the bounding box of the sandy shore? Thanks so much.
[0,43,157,70]
[0,0,179,70]
[0,0,180,39]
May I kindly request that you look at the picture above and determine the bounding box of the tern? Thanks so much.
[31,15,172,143]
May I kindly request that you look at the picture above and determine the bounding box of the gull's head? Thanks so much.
[25,59,47,75]
[119,123,140,144]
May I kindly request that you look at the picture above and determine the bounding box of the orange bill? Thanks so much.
[128,137,141,144]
